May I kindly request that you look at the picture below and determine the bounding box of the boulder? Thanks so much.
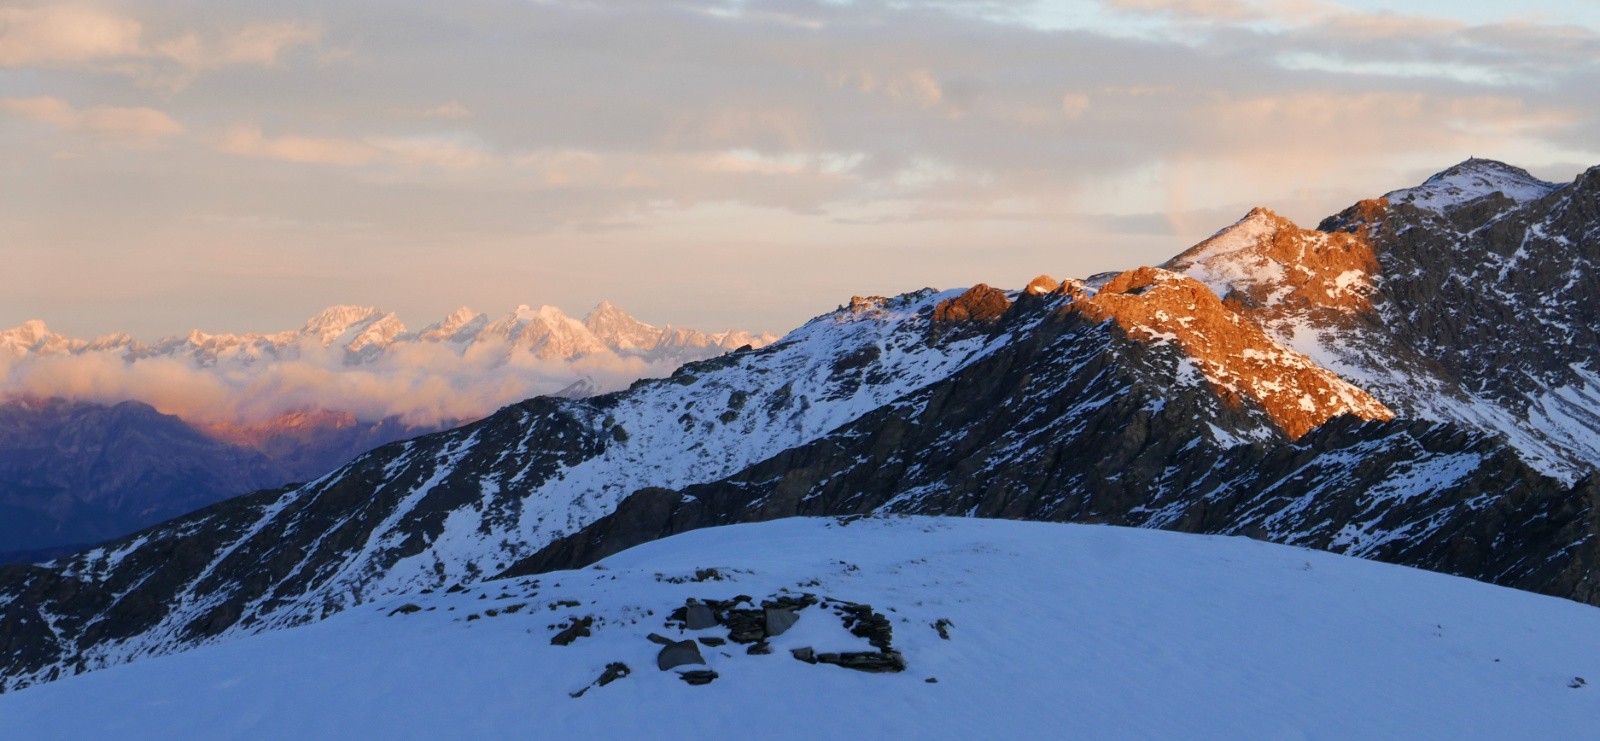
[684,601,717,630]
[657,639,706,671]
[764,607,799,637]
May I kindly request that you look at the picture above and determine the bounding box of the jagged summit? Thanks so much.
[301,305,388,345]
[1384,158,1562,214]
[417,306,486,343]
[584,300,664,353]
[1162,207,1377,317]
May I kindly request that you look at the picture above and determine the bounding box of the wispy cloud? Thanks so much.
[0,6,144,67]
[0,5,321,89]
[2,96,182,145]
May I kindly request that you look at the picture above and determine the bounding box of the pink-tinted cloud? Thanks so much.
[0,6,144,67]
[0,337,683,427]
[2,96,183,144]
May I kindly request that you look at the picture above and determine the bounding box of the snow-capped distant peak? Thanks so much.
[1385,158,1561,214]
[301,305,387,345]
[0,320,68,355]
[584,301,663,352]
[1,319,51,344]
[418,307,486,343]
[348,313,408,354]
[444,306,479,326]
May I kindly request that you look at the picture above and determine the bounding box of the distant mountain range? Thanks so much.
[0,302,778,560]
[1,158,1597,698]
[0,301,778,369]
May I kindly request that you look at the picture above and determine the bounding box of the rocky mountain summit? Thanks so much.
[1167,159,1600,478]
[0,159,1596,694]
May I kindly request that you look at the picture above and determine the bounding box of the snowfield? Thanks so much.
[3,516,1598,739]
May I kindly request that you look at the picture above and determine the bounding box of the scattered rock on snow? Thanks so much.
[570,662,632,698]
[764,607,799,637]
[684,600,718,630]
[550,616,594,646]
[678,670,718,686]
[657,640,706,671]
[816,651,907,673]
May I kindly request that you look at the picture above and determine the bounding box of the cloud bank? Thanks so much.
[0,342,670,427]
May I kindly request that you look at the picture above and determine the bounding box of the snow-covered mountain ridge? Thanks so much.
[1166,159,1600,480]
[3,517,1598,738]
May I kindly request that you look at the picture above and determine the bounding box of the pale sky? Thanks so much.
[4,0,1599,340]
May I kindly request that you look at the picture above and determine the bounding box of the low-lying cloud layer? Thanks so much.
[0,344,665,428]
[0,305,772,428]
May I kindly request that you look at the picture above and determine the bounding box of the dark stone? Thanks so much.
[764,607,799,637]
[791,647,817,664]
[387,603,421,617]
[835,603,894,652]
[550,615,594,646]
[597,662,631,687]
[678,670,718,686]
[646,632,673,645]
[683,601,717,630]
[932,618,953,640]
[816,651,907,673]
[721,609,766,643]
[925,677,939,684]
[746,641,772,655]
[697,636,726,647]
[657,639,705,670]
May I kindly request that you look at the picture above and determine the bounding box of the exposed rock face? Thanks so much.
[932,284,1011,323]
[1024,275,1060,295]
[1165,207,1380,318]
[1168,159,1600,479]
[1080,267,1393,438]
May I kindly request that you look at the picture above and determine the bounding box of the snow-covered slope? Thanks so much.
[2,517,1597,739]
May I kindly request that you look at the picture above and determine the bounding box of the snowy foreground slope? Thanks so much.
[3,517,1598,739]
